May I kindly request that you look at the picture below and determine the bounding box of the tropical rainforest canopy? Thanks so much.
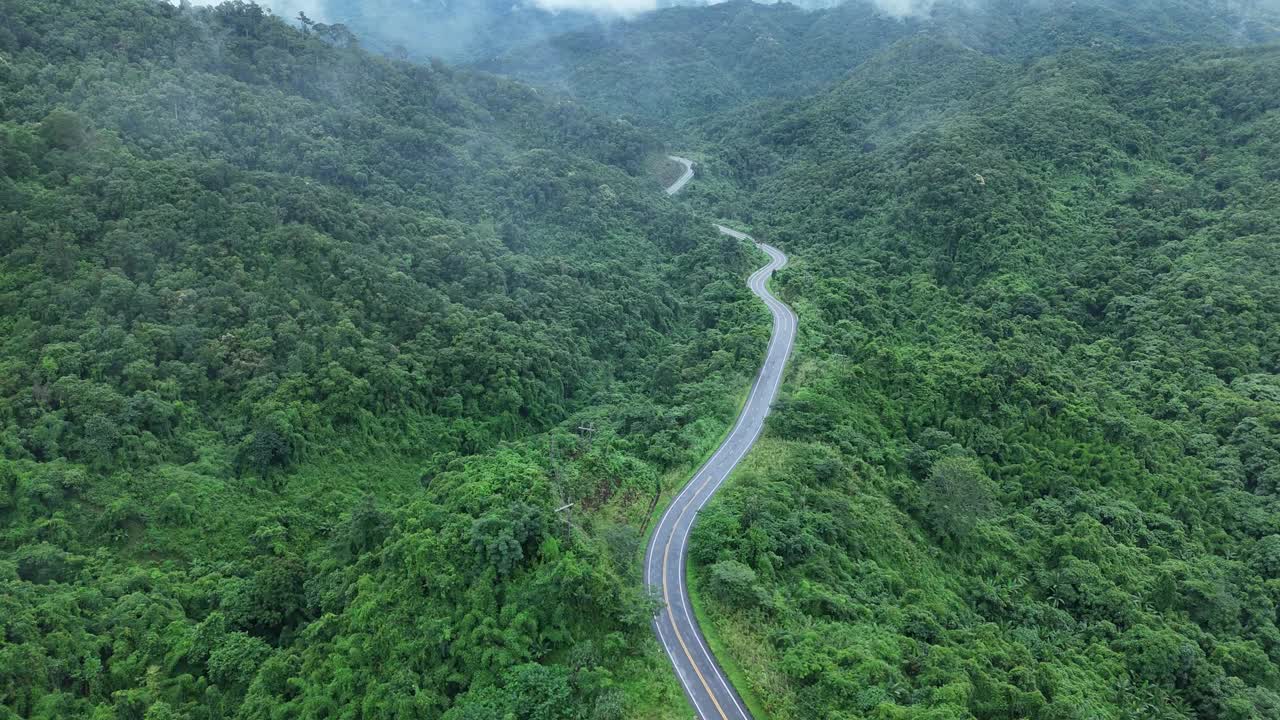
[3,0,1279,719]
[685,37,1280,720]
[0,1,767,717]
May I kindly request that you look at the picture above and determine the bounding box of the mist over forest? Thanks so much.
[197,0,1280,64]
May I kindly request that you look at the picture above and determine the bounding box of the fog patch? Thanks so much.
[871,0,936,17]
[531,0,658,15]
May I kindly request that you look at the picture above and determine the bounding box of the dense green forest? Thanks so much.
[0,1,768,718]
[480,0,920,129]
[479,0,1280,129]
[681,30,1280,720]
[6,0,1280,719]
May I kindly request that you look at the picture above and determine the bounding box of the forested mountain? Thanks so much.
[676,24,1280,720]
[290,0,846,65]
[480,0,922,128]
[266,0,1280,130]
[480,0,1280,128]
[0,1,768,717]
[5,0,1280,719]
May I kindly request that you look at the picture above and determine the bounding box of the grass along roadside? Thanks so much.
[652,153,695,192]
[686,561,774,720]
[684,437,805,719]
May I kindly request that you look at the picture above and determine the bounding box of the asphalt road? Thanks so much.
[645,162,796,720]
[665,155,696,195]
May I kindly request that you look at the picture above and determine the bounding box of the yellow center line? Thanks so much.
[662,489,730,720]
[654,228,782,720]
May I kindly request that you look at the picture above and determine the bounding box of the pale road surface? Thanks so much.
[665,155,696,195]
[645,159,797,719]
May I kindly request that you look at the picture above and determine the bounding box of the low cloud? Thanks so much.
[871,0,938,18]
[186,0,935,23]
[530,0,935,19]
[530,0,659,14]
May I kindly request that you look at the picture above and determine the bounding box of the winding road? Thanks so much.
[665,155,696,196]
[645,158,797,720]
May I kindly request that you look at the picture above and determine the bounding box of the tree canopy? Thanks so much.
[0,1,768,717]
[684,32,1280,720]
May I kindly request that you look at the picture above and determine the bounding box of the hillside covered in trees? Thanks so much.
[5,0,1280,719]
[478,0,1280,129]
[0,1,768,718]
[676,21,1280,720]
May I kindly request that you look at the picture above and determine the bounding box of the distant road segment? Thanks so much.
[665,155,696,195]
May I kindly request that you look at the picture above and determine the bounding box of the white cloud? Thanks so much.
[529,0,937,19]
[530,0,660,16]
[868,0,938,18]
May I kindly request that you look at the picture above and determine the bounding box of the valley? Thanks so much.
[3,2,1279,719]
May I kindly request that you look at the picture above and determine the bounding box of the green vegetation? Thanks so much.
[0,2,769,718]
[6,0,1280,719]
[481,0,1280,130]
[685,560,771,720]
[687,36,1280,720]
[480,0,919,129]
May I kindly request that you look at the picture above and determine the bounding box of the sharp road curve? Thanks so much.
[645,158,796,720]
[665,155,696,196]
